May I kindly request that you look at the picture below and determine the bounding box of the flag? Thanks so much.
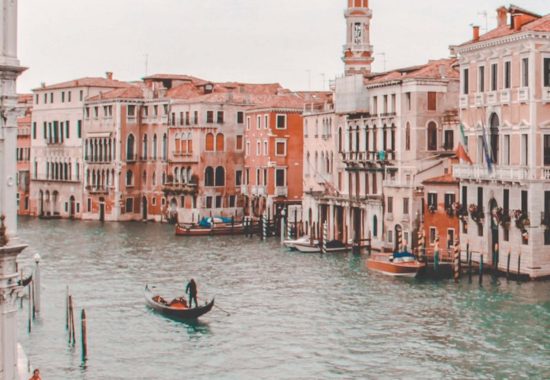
[481,125,493,173]
[455,143,473,165]
[459,123,467,147]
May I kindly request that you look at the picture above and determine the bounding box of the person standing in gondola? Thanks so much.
[186,278,198,308]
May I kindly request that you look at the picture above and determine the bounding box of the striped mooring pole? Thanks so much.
[287,215,293,240]
[262,213,267,241]
[453,240,460,282]
[322,221,328,254]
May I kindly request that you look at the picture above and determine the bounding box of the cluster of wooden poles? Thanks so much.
[66,286,88,362]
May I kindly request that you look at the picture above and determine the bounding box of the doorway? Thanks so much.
[142,196,148,220]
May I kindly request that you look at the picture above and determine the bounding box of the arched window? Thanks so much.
[153,134,158,159]
[126,134,135,160]
[216,133,225,151]
[142,170,147,185]
[174,167,179,183]
[373,215,378,237]
[427,122,437,151]
[126,170,133,186]
[143,134,148,160]
[405,122,411,151]
[215,166,225,186]
[162,133,167,161]
[489,113,499,164]
[205,133,214,151]
[205,167,214,186]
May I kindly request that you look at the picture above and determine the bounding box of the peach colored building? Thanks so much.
[453,6,550,278]
[16,94,32,215]
[243,93,312,220]
[29,74,131,219]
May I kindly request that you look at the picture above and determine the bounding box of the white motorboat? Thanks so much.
[283,236,317,250]
[293,240,321,253]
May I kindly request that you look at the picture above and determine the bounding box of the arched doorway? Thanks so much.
[142,196,148,221]
[394,224,403,252]
[39,190,44,216]
[69,196,75,219]
[489,198,499,263]
[489,113,499,164]
[99,197,105,222]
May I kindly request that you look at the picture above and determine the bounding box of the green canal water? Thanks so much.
[15,218,550,379]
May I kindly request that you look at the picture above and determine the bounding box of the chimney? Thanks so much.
[106,71,113,80]
[472,25,480,42]
[497,6,508,27]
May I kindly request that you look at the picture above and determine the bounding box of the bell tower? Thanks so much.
[343,0,374,76]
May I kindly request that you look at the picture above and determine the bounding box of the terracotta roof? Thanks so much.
[364,58,459,85]
[86,86,145,101]
[167,82,283,103]
[143,73,207,84]
[249,93,308,110]
[460,13,550,47]
[17,94,33,104]
[422,173,459,185]
[34,77,132,91]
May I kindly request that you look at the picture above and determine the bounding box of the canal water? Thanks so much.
[15,218,550,379]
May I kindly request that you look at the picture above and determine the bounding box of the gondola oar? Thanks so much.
[214,304,231,316]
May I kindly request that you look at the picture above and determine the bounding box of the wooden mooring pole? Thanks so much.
[479,254,484,286]
[517,254,521,283]
[506,251,511,280]
[81,309,88,361]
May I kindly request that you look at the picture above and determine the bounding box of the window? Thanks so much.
[491,63,498,91]
[68,91,71,102]
[79,90,84,101]
[373,215,378,237]
[263,140,268,156]
[61,92,65,103]
[32,122,36,139]
[215,196,222,209]
[444,130,454,150]
[236,135,243,150]
[544,135,550,166]
[264,115,269,129]
[185,112,190,125]
[545,191,550,245]
[503,135,510,165]
[521,190,528,215]
[215,167,225,187]
[229,195,236,208]
[216,133,224,151]
[405,123,411,151]
[126,134,135,160]
[275,140,286,156]
[427,193,438,210]
[276,114,287,129]
[206,111,214,123]
[403,197,409,215]
[217,111,224,124]
[257,115,261,130]
[245,141,250,156]
[406,92,411,110]
[88,198,92,212]
[205,133,214,151]
[246,116,251,130]
[504,61,511,89]
[65,121,70,139]
[463,68,469,94]
[126,170,133,186]
[387,197,393,213]
[444,193,455,210]
[427,92,436,111]
[447,229,455,249]
[275,168,285,187]
[478,66,485,92]
[204,167,214,186]
[193,111,198,124]
[205,196,213,209]
[237,111,244,124]
[522,58,529,87]
[77,120,82,138]
[236,170,242,186]
[256,141,261,156]
[521,134,528,165]
[544,58,550,87]
[427,122,437,151]
[429,227,437,245]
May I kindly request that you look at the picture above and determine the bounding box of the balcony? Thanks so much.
[487,91,498,105]
[85,156,112,164]
[162,181,198,195]
[85,185,109,195]
[380,112,397,118]
[454,164,550,182]
[518,88,529,103]
[240,185,248,195]
[543,87,550,103]
[475,93,485,107]
[275,186,288,197]
[252,186,266,196]
[459,95,469,109]
[126,154,138,163]
[500,89,511,104]
[169,151,199,164]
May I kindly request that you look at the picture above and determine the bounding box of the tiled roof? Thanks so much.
[143,73,207,84]
[364,58,459,85]
[17,94,33,104]
[460,13,550,46]
[422,173,459,185]
[86,86,145,101]
[34,77,132,91]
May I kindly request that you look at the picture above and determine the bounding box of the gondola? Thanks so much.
[144,285,214,320]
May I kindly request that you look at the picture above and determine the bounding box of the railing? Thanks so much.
[518,88,529,103]
[85,157,112,164]
[162,182,198,194]
[475,93,485,107]
[454,164,550,181]
[252,186,266,196]
[240,185,248,195]
[85,186,109,195]
[380,112,396,118]
[341,150,393,163]
[275,186,288,197]
[487,91,498,105]
[459,95,468,109]
[500,89,511,104]
[126,154,138,162]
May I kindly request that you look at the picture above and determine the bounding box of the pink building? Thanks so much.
[453,6,550,278]
[16,94,32,215]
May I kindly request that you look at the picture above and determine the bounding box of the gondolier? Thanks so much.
[186,278,198,308]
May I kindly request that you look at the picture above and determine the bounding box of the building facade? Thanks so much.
[454,6,550,278]
[16,94,32,215]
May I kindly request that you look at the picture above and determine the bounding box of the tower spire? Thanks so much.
[343,0,374,76]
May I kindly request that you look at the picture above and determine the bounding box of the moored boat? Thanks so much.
[293,240,321,253]
[324,240,349,253]
[283,236,317,250]
[144,285,214,320]
[175,223,246,236]
[366,251,425,277]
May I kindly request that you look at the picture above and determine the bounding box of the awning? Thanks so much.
[86,132,112,138]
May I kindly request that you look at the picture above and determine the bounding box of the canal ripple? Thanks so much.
[15,218,550,380]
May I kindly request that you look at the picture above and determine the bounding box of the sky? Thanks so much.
[17,0,549,93]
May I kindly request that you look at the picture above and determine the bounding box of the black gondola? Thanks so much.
[144,285,214,320]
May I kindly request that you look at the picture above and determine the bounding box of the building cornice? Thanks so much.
[456,31,550,55]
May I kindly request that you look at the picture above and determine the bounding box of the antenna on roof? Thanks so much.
[478,11,488,32]
[145,53,149,76]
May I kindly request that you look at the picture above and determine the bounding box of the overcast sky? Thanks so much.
[17,0,549,93]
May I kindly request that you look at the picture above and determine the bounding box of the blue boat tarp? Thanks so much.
[393,251,415,259]
[198,217,233,228]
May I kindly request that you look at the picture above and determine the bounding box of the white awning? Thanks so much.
[87,132,112,138]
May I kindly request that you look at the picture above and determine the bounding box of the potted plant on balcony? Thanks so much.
[428,204,437,214]
[469,204,484,224]
[513,210,530,229]
[497,208,511,226]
